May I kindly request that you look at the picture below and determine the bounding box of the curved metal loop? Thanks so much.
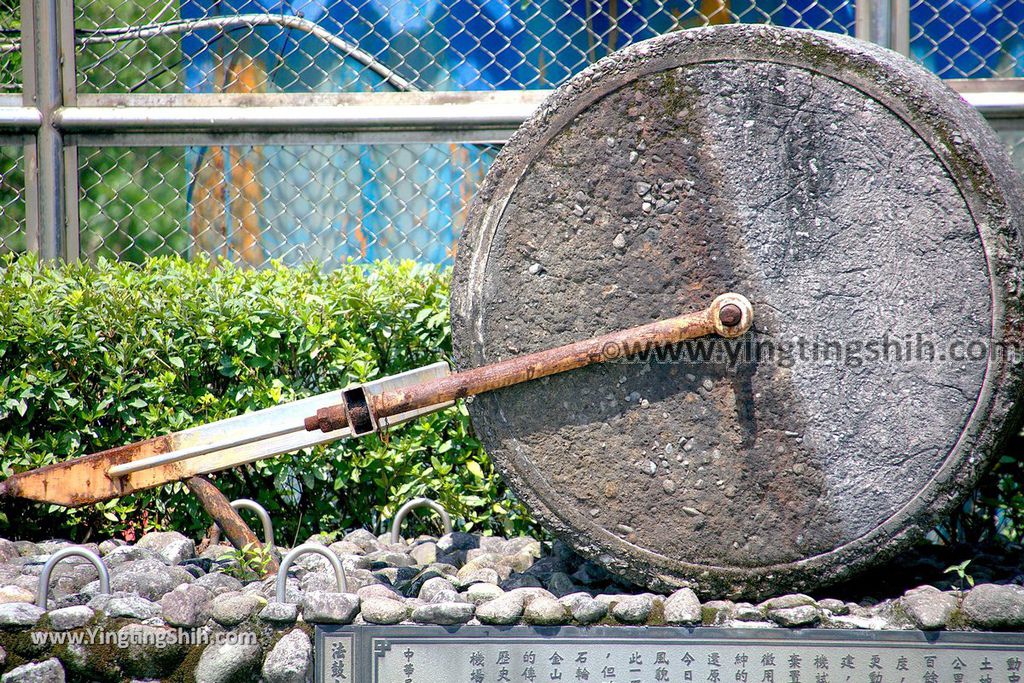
[210,499,275,550]
[275,544,347,603]
[389,497,453,544]
[37,548,110,609]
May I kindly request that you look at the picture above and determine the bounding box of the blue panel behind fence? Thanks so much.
[177,0,1019,266]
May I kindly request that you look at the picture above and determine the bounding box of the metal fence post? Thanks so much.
[23,0,78,260]
[855,0,910,55]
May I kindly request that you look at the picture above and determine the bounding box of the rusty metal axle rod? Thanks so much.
[307,293,752,433]
[0,293,751,507]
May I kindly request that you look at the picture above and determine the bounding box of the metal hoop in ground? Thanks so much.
[275,545,347,602]
[210,499,275,550]
[37,548,110,609]
[452,25,1024,598]
[389,498,453,544]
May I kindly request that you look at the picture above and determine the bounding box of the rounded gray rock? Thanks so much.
[1,658,64,683]
[45,605,94,631]
[210,591,266,626]
[524,596,569,626]
[159,584,212,628]
[90,594,161,620]
[262,629,313,683]
[769,605,821,628]
[452,24,1024,599]
[301,592,360,625]
[419,576,458,603]
[106,559,193,601]
[0,602,43,628]
[136,531,196,565]
[193,572,243,597]
[411,601,475,625]
[664,588,702,625]
[361,597,409,625]
[900,586,957,630]
[466,583,504,605]
[961,583,1024,630]
[195,635,261,683]
[260,601,299,623]
[476,593,525,625]
[611,595,653,625]
[559,593,608,625]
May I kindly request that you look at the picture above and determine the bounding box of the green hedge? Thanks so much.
[0,255,538,544]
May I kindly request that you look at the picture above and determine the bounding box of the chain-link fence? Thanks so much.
[74,0,857,94]
[0,0,1023,266]
[0,146,26,254]
[78,143,496,267]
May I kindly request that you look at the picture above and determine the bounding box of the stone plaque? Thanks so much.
[451,24,1024,598]
[316,625,1024,683]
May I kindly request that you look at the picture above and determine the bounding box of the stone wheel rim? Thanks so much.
[452,25,1024,598]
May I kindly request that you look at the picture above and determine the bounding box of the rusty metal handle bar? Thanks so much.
[304,293,753,434]
[0,294,751,507]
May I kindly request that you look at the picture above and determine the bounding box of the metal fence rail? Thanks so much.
[0,0,1023,266]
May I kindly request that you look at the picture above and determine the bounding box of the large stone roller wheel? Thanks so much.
[451,25,1024,598]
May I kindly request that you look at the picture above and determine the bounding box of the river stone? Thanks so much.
[260,601,299,623]
[358,584,404,602]
[160,584,211,628]
[769,605,821,628]
[262,629,313,683]
[524,596,569,626]
[210,591,265,626]
[136,531,195,565]
[46,605,94,631]
[302,592,360,625]
[664,588,702,625]
[559,593,607,625]
[451,24,1024,599]
[361,597,409,624]
[107,559,193,601]
[195,636,261,683]
[0,586,33,605]
[194,572,244,596]
[103,545,163,567]
[760,594,816,611]
[1,658,64,682]
[418,577,456,602]
[97,539,125,555]
[611,595,653,624]
[476,593,525,625]
[961,583,1024,630]
[818,598,850,615]
[0,602,43,628]
[409,542,437,566]
[466,583,504,605]
[411,601,475,625]
[0,541,17,564]
[115,624,188,678]
[901,586,957,630]
[92,594,161,620]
